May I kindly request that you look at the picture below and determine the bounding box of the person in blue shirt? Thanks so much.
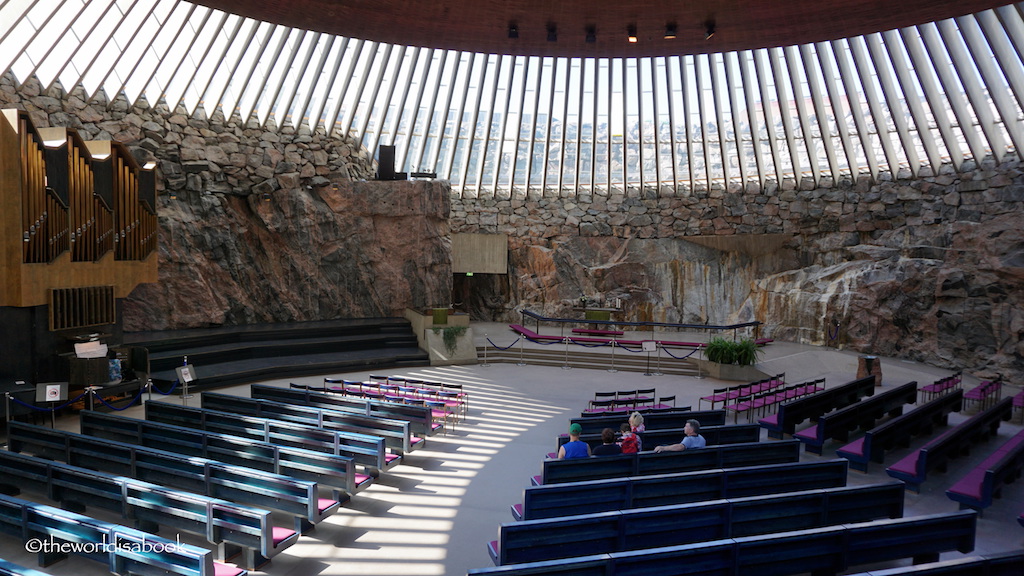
[557,423,592,459]
[653,419,706,453]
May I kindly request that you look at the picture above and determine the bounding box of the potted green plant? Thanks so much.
[701,337,766,381]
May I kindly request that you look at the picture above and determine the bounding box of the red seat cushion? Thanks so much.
[272,526,297,547]
[214,561,247,576]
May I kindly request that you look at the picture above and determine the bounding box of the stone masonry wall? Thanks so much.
[3,72,1021,381]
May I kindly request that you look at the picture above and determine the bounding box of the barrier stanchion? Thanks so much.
[85,386,99,412]
[653,343,663,376]
[642,341,656,376]
[517,334,527,366]
[562,337,572,370]
[481,333,490,367]
[4,392,10,442]
[607,339,618,373]
[147,378,153,402]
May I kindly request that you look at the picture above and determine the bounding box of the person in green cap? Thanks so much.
[557,422,592,459]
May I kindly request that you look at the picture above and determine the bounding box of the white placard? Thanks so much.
[45,384,62,401]
[641,340,657,352]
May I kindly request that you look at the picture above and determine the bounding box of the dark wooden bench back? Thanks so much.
[769,376,876,437]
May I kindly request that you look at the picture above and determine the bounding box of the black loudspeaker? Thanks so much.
[377,145,396,180]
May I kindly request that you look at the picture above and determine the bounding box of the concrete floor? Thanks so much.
[2,322,1023,575]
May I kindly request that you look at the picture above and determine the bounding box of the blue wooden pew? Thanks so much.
[199,392,424,455]
[251,383,443,436]
[490,482,905,565]
[7,421,341,533]
[843,550,1024,576]
[568,409,727,436]
[837,388,964,472]
[514,459,849,521]
[794,381,918,454]
[946,428,1024,511]
[0,493,247,576]
[79,409,372,497]
[468,511,977,576]
[536,439,801,485]
[0,450,295,570]
[145,400,399,475]
[759,375,876,439]
[556,423,761,453]
[886,397,1012,491]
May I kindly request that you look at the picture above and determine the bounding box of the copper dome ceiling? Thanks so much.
[194,0,1009,57]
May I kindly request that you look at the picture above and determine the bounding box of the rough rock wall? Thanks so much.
[1,74,452,330]
[451,165,1024,381]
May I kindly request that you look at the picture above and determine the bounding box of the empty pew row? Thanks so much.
[579,402,690,417]
[320,379,466,424]
[556,423,762,453]
[7,421,341,532]
[760,375,876,439]
[946,427,1024,511]
[469,510,977,576]
[536,439,802,485]
[838,388,965,472]
[794,381,919,454]
[724,378,826,423]
[0,450,294,570]
[0,493,246,576]
[199,391,424,455]
[79,409,373,497]
[259,383,445,436]
[885,396,1014,491]
[0,560,50,576]
[699,374,788,409]
[568,409,726,436]
[843,550,1024,576]
[513,458,850,521]
[491,482,905,565]
[145,401,399,475]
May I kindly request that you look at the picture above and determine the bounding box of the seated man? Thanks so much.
[653,419,706,452]
[557,423,592,459]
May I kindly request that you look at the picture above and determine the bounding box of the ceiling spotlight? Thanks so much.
[705,20,716,40]
[627,24,638,43]
[665,23,677,39]
[509,22,519,39]
[585,25,596,43]
[547,24,557,42]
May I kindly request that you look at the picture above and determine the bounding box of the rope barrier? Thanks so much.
[614,342,647,353]
[485,336,521,350]
[524,336,563,346]
[828,322,840,343]
[662,346,700,360]
[149,379,178,395]
[93,387,147,411]
[10,391,89,412]
[567,338,612,348]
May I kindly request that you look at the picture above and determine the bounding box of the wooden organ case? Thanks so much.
[1,109,158,386]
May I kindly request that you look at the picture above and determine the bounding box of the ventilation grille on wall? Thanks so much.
[49,286,115,331]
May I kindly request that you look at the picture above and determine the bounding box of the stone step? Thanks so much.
[475,346,701,376]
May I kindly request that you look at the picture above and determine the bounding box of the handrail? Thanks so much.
[519,308,762,337]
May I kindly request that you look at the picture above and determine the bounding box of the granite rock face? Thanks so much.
[3,72,1021,382]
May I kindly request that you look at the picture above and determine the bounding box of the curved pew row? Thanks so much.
[79,410,372,497]
[837,388,964,473]
[567,409,727,436]
[469,511,977,576]
[490,482,905,565]
[7,421,342,533]
[0,450,294,570]
[0,560,50,576]
[760,375,876,439]
[555,423,761,454]
[535,439,801,485]
[199,391,423,455]
[254,383,445,436]
[886,397,1012,491]
[843,550,1024,576]
[794,381,918,454]
[144,401,399,476]
[0,493,246,576]
[513,459,850,521]
[946,427,1024,511]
